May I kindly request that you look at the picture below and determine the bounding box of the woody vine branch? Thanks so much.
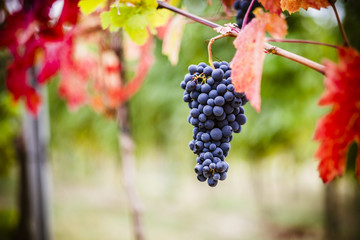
[157,0,326,74]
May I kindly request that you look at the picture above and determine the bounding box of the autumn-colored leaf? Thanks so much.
[6,60,41,114]
[258,0,282,14]
[0,0,80,114]
[230,11,287,112]
[92,50,122,109]
[162,14,185,65]
[38,41,63,84]
[78,0,106,15]
[314,47,360,183]
[280,0,330,14]
[257,11,287,38]
[57,34,98,110]
[231,19,265,112]
[115,37,154,103]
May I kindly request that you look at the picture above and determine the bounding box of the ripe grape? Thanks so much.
[181,61,248,187]
[233,0,261,28]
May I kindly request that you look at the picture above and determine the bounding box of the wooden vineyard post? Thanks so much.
[111,33,145,240]
[16,67,52,240]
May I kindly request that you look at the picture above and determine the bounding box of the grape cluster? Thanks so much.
[181,61,247,187]
[233,0,261,28]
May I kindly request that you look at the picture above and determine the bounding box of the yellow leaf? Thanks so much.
[78,0,106,15]
[100,11,111,29]
[162,14,185,65]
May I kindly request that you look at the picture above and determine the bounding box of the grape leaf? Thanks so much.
[100,0,170,45]
[100,11,113,29]
[124,14,149,45]
[112,37,154,103]
[280,0,330,14]
[231,20,265,112]
[6,58,41,114]
[258,0,282,14]
[0,0,80,114]
[162,14,185,65]
[38,41,63,84]
[314,47,360,183]
[78,0,106,15]
[57,38,98,110]
[259,11,287,38]
[231,12,287,112]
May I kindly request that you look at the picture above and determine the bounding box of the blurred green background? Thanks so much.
[1,1,360,240]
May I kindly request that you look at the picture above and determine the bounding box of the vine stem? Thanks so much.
[156,1,325,75]
[242,0,256,29]
[329,1,350,47]
[208,33,231,69]
[157,1,220,29]
[264,43,325,74]
[266,38,338,49]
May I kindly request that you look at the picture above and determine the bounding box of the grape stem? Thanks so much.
[266,38,338,49]
[156,1,326,75]
[184,15,235,25]
[264,43,325,74]
[329,1,350,47]
[208,33,232,69]
[242,0,256,29]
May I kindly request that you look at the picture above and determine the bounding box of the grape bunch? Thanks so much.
[180,61,248,187]
[233,0,261,28]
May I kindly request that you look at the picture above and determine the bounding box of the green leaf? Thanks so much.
[146,9,169,31]
[109,25,120,32]
[78,0,106,15]
[142,0,158,8]
[124,26,148,45]
[111,5,135,28]
[126,14,148,30]
[100,0,173,45]
[124,14,149,45]
[100,11,111,29]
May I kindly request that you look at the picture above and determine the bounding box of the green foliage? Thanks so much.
[78,0,170,44]
[47,78,119,177]
[344,0,360,51]
[78,0,106,15]
[0,51,20,176]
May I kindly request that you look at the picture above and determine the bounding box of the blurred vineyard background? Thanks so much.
[1,1,360,240]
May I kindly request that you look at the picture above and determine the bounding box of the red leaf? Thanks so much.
[0,11,33,50]
[6,55,42,115]
[258,0,282,14]
[116,37,154,103]
[56,34,98,110]
[37,41,64,83]
[58,0,80,25]
[231,12,287,112]
[26,89,42,114]
[0,0,80,114]
[314,47,360,183]
[6,61,30,101]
